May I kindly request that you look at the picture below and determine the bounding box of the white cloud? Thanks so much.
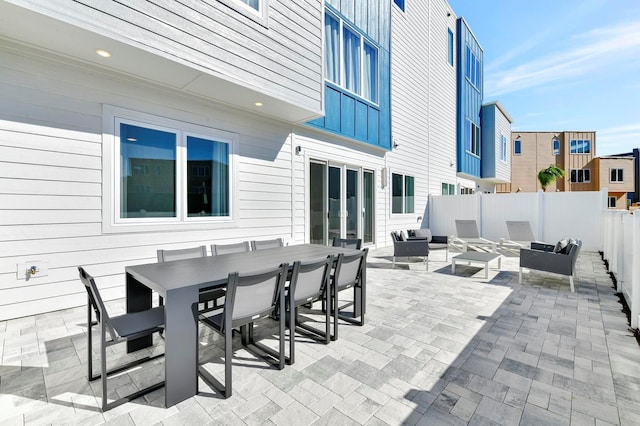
[597,124,640,155]
[485,20,640,97]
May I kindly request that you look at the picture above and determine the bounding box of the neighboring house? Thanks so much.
[608,148,639,204]
[0,0,506,320]
[497,131,597,193]
[454,18,510,194]
[593,156,635,209]
[480,101,513,191]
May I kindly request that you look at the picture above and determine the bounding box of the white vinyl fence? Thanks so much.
[602,210,640,328]
[428,190,607,251]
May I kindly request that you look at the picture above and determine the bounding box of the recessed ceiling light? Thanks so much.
[126,137,137,142]
[254,102,263,107]
[96,49,112,58]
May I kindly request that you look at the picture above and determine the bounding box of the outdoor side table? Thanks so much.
[451,251,502,279]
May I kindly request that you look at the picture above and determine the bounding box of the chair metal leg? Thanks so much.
[87,298,93,381]
[101,321,108,411]
[289,305,296,365]
[225,326,233,398]
[278,295,285,370]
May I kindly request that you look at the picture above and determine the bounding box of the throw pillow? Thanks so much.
[407,229,416,237]
[554,238,570,254]
[561,239,576,255]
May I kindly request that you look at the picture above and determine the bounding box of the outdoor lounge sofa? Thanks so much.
[407,228,449,261]
[390,231,429,269]
[519,238,582,292]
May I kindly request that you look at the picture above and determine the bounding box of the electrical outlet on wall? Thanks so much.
[16,261,49,280]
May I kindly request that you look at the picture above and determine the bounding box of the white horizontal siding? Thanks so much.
[0,43,298,320]
[389,0,458,241]
[9,0,322,111]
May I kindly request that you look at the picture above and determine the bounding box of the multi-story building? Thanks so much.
[608,148,640,205]
[0,0,506,319]
[497,131,597,193]
[455,19,512,194]
[594,156,636,209]
[497,131,636,209]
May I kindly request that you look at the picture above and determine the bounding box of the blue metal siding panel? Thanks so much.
[368,107,379,144]
[341,95,356,137]
[378,0,391,49]
[456,18,483,178]
[355,102,368,140]
[304,1,390,150]
[325,86,341,131]
[341,0,355,23]
[481,105,496,178]
[368,0,380,42]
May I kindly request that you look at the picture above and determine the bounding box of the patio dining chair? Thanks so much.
[198,263,288,398]
[78,267,165,411]
[329,248,368,341]
[212,241,251,255]
[331,237,362,249]
[287,255,333,365]
[451,219,497,253]
[157,246,223,312]
[251,238,284,251]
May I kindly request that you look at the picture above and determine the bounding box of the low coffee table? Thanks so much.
[451,251,502,279]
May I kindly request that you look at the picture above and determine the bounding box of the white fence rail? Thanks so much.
[428,190,607,251]
[602,210,640,328]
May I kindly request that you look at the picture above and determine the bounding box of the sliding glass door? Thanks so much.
[309,161,374,245]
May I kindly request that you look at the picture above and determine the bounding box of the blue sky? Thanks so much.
[447,0,640,155]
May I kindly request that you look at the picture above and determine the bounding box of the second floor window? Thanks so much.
[448,29,454,66]
[393,0,405,11]
[465,46,481,89]
[325,10,379,104]
[553,139,560,155]
[570,169,591,183]
[500,135,507,161]
[239,0,259,10]
[514,140,522,155]
[610,168,624,182]
[465,119,480,156]
[570,139,591,154]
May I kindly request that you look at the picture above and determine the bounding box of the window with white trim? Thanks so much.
[608,196,617,208]
[442,182,455,195]
[324,9,379,104]
[392,173,414,213]
[500,135,507,162]
[465,46,481,89]
[447,29,454,66]
[465,119,480,156]
[570,139,591,154]
[570,169,591,183]
[103,106,238,232]
[218,0,267,23]
[610,168,624,182]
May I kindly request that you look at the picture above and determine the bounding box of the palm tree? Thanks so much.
[537,165,565,191]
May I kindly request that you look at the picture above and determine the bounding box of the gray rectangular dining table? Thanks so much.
[125,243,364,407]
